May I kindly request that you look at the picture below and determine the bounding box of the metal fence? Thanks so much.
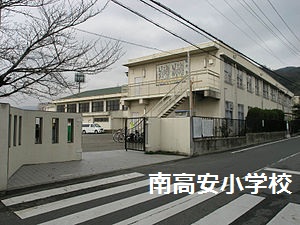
[192,116,299,139]
[193,117,246,138]
[125,117,146,151]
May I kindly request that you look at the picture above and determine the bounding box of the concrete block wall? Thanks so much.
[146,117,191,156]
[0,103,82,191]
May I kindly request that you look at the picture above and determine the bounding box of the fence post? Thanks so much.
[286,121,291,138]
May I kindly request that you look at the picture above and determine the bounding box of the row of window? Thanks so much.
[35,118,75,144]
[224,61,290,106]
[8,115,75,147]
[57,99,123,113]
[225,101,244,120]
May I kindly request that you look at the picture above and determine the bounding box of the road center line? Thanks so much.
[263,167,300,176]
[231,136,300,154]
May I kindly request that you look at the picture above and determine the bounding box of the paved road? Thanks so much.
[82,133,124,152]
[1,137,299,224]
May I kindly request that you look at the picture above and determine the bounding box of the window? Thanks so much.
[57,105,65,112]
[224,62,232,84]
[19,116,22,145]
[79,102,89,113]
[67,119,74,143]
[8,115,11,147]
[106,99,120,111]
[263,82,269,99]
[67,104,76,113]
[52,118,59,143]
[13,115,17,146]
[271,88,277,101]
[35,117,43,144]
[92,101,104,112]
[247,75,253,93]
[94,117,109,123]
[237,69,244,89]
[255,77,260,95]
[225,101,233,119]
[238,104,244,120]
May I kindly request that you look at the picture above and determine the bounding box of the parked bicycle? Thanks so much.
[112,128,125,143]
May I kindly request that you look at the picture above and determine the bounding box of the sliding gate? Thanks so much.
[125,117,146,151]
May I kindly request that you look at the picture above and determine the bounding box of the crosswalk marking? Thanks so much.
[38,185,175,225]
[267,203,300,225]
[191,194,265,225]
[2,172,144,206]
[114,188,223,225]
[15,179,149,219]
[2,171,299,225]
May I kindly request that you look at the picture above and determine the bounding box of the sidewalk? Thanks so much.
[7,150,186,190]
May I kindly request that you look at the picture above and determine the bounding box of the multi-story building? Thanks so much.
[122,42,293,119]
[52,86,128,131]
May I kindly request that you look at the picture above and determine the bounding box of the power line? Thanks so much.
[239,0,300,57]
[111,0,225,63]
[208,0,286,66]
[251,0,300,53]
[149,0,298,90]
[74,27,167,53]
[267,0,300,44]
[132,0,299,91]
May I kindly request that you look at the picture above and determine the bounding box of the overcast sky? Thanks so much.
[3,0,300,108]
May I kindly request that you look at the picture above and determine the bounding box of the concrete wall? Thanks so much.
[0,104,10,191]
[146,117,191,155]
[0,103,82,191]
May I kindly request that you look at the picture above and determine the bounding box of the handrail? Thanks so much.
[145,74,190,117]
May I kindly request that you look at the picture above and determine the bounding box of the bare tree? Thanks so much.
[0,0,122,99]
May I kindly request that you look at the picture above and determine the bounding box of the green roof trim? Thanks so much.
[61,86,124,100]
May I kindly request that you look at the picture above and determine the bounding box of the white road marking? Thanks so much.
[15,179,149,219]
[191,194,265,225]
[263,167,300,176]
[114,188,223,225]
[2,172,144,206]
[38,185,175,225]
[267,203,300,225]
[231,136,300,154]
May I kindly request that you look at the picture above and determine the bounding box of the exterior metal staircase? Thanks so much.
[146,75,190,118]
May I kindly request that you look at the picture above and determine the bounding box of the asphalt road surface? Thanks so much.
[1,136,299,224]
[82,133,124,152]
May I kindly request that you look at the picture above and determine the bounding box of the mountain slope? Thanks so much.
[267,67,300,95]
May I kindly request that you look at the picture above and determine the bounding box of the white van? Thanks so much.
[82,123,104,134]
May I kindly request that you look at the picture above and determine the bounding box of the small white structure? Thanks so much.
[0,103,82,191]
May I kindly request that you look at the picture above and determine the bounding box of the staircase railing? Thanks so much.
[146,75,190,117]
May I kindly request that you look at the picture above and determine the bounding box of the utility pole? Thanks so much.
[187,51,193,117]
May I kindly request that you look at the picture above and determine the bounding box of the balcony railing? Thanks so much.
[124,69,220,99]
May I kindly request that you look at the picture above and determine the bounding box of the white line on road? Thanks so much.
[267,203,300,225]
[191,194,265,225]
[15,179,149,219]
[263,167,300,176]
[38,185,176,225]
[114,188,223,225]
[231,136,300,154]
[2,172,144,206]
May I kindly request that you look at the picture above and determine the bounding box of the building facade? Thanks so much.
[52,86,128,131]
[122,42,293,119]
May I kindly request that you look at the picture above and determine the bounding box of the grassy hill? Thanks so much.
[266,67,300,96]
